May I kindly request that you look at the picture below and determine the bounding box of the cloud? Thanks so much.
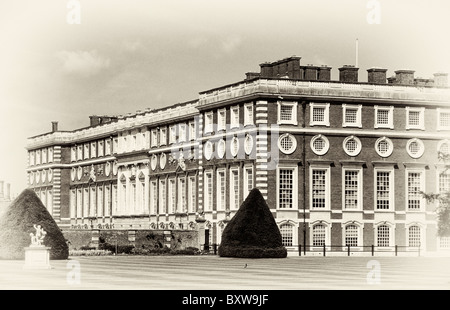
[56,50,110,77]
[121,40,144,53]
[221,35,242,54]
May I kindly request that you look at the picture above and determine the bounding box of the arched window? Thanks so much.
[377,225,390,247]
[345,224,359,247]
[408,226,421,247]
[280,224,293,247]
[312,224,326,247]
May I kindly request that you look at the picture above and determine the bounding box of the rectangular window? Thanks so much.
[217,170,226,210]
[104,185,110,217]
[113,138,118,154]
[279,169,294,209]
[309,103,330,126]
[160,128,167,146]
[36,150,41,165]
[151,129,158,147]
[48,148,53,163]
[407,170,424,211]
[178,123,187,143]
[244,103,254,126]
[42,149,47,164]
[189,121,196,141]
[437,108,450,130]
[30,151,35,166]
[112,185,118,215]
[406,107,425,130]
[312,225,326,247]
[439,237,450,249]
[70,190,76,219]
[169,125,177,144]
[376,170,392,210]
[178,177,186,213]
[374,105,394,129]
[230,168,239,210]
[98,141,104,157]
[343,169,361,210]
[71,147,77,162]
[311,168,329,209]
[280,225,293,247]
[345,225,359,247]
[188,176,197,213]
[342,104,362,128]
[130,182,136,212]
[90,142,97,158]
[159,180,167,214]
[105,139,112,155]
[204,171,213,211]
[84,144,89,160]
[140,181,146,213]
[76,189,83,218]
[218,109,226,131]
[278,101,298,125]
[204,112,214,134]
[408,226,421,247]
[150,181,157,214]
[97,186,103,217]
[168,178,176,213]
[439,171,450,207]
[230,106,240,129]
[244,166,253,200]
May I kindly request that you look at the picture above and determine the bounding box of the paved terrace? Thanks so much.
[0,255,449,290]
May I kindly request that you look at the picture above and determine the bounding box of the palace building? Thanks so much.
[26,56,450,254]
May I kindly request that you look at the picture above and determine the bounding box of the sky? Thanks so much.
[0,0,449,196]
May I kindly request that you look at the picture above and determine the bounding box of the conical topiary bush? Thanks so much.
[218,188,287,258]
[0,189,69,260]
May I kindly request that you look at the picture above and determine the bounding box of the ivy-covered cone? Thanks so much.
[218,188,287,258]
[0,189,69,260]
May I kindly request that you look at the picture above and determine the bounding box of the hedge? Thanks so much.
[0,189,69,260]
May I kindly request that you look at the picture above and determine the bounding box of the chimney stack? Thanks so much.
[434,72,448,88]
[318,66,332,81]
[339,65,359,83]
[303,65,319,80]
[367,68,387,84]
[51,121,59,132]
[245,72,261,80]
[394,70,415,85]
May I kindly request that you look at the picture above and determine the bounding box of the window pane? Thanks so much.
[377,225,390,247]
[345,108,358,124]
[312,225,326,246]
[312,107,325,123]
[312,170,326,208]
[409,111,420,126]
[408,226,421,247]
[440,112,450,127]
[376,171,390,210]
[280,105,293,121]
[345,225,358,247]
[279,169,293,209]
[408,172,422,210]
[280,224,293,246]
[344,170,359,209]
[377,109,389,125]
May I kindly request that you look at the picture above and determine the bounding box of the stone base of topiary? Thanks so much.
[218,245,287,258]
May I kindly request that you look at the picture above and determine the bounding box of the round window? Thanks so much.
[151,154,158,171]
[310,134,329,156]
[71,167,76,181]
[105,162,111,176]
[406,138,424,159]
[278,133,297,155]
[244,134,254,155]
[343,136,362,156]
[48,169,53,182]
[217,139,226,159]
[160,153,167,169]
[375,137,394,157]
[204,141,213,160]
[77,166,83,180]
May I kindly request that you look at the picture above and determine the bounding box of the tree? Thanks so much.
[0,189,69,260]
[218,188,287,258]
[422,151,450,237]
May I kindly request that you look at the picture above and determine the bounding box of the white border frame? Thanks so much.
[374,166,395,212]
[276,164,299,210]
[310,134,330,156]
[406,106,425,130]
[406,138,425,159]
[405,167,426,212]
[244,102,254,127]
[216,168,226,211]
[343,135,362,156]
[309,102,330,127]
[342,104,362,128]
[374,105,394,129]
[309,165,331,211]
[278,133,297,155]
[437,108,450,131]
[342,166,363,211]
[278,101,298,125]
[375,136,394,157]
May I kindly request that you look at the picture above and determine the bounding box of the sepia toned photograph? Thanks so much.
[0,0,449,296]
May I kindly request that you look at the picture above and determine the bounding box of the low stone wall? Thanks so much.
[62,229,199,251]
